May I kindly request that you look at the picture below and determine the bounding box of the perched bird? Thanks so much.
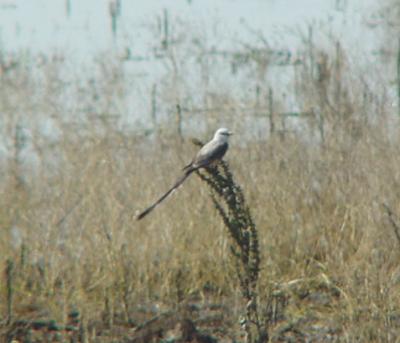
[136,128,233,220]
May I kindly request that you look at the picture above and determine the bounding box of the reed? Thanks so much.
[195,142,263,341]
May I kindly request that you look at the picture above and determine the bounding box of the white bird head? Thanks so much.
[214,128,233,142]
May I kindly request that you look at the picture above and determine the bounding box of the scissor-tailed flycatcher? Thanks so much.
[136,128,233,220]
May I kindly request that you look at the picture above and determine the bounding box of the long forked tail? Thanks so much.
[136,166,195,220]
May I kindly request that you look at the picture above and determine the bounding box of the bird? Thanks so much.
[136,128,233,220]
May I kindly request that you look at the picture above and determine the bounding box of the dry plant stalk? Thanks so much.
[382,202,400,246]
[193,139,264,342]
[6,259,14,325]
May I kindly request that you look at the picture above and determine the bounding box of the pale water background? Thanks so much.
[0,0,382,60]
[0,0,394,148]
[0,0,389,123]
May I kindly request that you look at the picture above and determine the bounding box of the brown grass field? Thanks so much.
[2,8,400,342]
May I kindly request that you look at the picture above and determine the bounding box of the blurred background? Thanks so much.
[2,0,400,341]
[0,0,395,146]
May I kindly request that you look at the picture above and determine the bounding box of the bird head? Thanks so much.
[214,128,233,141]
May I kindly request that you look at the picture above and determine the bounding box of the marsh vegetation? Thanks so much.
[2,1,400,341]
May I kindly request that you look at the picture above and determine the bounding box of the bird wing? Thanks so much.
[192,140,228,168]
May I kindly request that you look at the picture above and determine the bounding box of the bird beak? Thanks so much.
[228,131,234,136]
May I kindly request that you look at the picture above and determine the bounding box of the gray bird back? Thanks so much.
[193,140,228,168]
